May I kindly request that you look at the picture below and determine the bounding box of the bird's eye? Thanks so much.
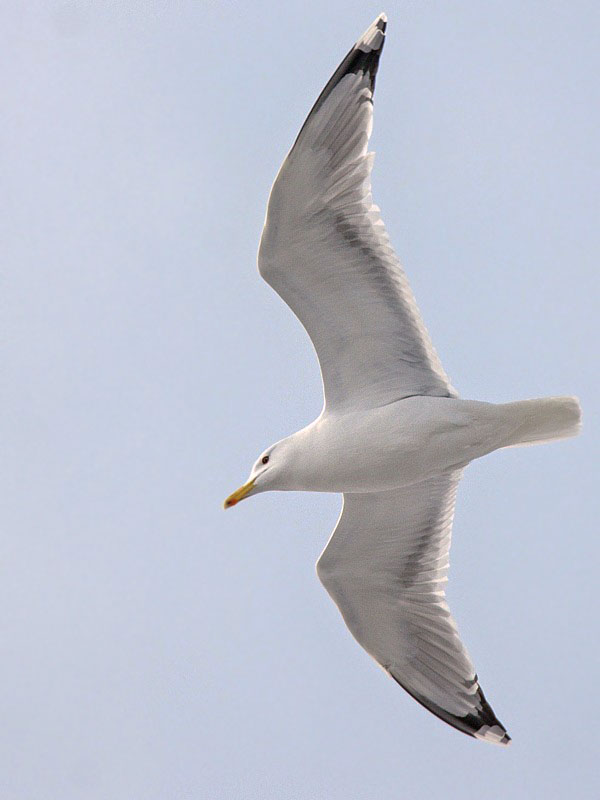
[262,455,269,465]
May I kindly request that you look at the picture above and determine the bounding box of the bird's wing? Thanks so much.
[316,471,510,745]
[258,15,456,414]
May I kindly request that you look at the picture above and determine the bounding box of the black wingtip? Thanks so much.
[388,670,511,746]
[310,14,387,112]
[288,15,388,155]
[468,681,511,745]
[375,13,387,33]
[351,13,387,89]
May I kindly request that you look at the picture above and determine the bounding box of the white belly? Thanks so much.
[294,397,509,493]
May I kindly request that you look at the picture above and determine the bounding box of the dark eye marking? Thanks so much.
[262,455,269,465]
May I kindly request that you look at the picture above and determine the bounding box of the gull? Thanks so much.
[224,13,581,744]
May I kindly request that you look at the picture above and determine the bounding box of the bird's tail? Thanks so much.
[499,396,582,448]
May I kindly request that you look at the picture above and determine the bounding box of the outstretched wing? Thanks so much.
[258,15,456,414]
[316,471,510,745]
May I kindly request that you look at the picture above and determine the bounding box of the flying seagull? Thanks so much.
[224,13,581,745]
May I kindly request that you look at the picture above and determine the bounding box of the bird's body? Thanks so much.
[225,13,581,745]
[262,396,579,494]
[278,397,491,494]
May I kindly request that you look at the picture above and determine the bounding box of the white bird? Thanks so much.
[224,13,581,745]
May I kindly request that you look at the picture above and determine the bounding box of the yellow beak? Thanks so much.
[223,478,256,509]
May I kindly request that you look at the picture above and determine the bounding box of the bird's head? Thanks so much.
[223,440,292,509]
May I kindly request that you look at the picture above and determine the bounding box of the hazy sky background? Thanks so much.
[3,1,599,798]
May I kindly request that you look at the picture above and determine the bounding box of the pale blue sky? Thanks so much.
[2,2,599,798]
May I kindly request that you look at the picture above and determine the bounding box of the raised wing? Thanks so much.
[258,15,456,413]
[316,471,510,744]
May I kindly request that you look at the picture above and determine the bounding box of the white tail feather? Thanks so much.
[500,396,582,448]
